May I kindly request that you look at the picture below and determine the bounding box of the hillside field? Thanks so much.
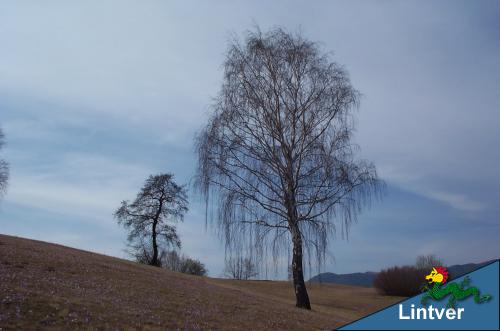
[0,234,402,330]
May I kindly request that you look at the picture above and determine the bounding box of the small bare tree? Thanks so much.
[195,28,382,309]
[163,250,183,272]
[224,256,258,280]
[115,173,188,267]
[0,127,9,197]
[416,255,445,270]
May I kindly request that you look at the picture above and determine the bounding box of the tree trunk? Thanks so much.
[151,198,164,267]
[291,225,311,309]
[285,167,312,310]
[151,220,159,267]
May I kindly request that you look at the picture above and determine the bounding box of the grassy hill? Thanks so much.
[0,234,402,330]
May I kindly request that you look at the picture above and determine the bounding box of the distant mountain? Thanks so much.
[309,271,378,287]
[446,260,495,280]
[309,260,496,287]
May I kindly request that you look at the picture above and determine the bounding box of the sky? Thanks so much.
[0,1,499,278]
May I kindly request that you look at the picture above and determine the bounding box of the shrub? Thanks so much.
[180,258,207,276]
[162,250,207,276]
[373,266,427,297]
[133,244,157,266]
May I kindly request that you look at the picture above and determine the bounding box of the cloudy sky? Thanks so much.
[1,1,499,277]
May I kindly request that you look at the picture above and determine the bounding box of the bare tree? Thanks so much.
[224,256,258,280]
[163,250,183,272]
[416,254,445,270]
[115,173,188,267]
[195,28,382,309]
[0,127,9,197]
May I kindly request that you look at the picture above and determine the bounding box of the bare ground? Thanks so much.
[0,234,402,330]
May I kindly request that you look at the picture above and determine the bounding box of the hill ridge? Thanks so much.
[309,260,496,287]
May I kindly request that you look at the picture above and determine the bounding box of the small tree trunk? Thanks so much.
[151,198,164,267]
[291,226,311,309]
[151,220,159,267]
[285,175,312,310]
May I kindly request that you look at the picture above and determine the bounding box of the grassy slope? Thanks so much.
[0,234,402,330]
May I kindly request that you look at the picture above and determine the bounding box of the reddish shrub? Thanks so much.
[373,266,427,297]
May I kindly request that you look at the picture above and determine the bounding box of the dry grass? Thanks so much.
[0,234,402,330]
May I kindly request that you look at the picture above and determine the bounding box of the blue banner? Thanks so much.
[338,260,499,330]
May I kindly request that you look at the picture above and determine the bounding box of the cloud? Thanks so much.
[0,1,222,146]
[1,0,499,275]
[423,190,484,213]
[5,152,154,226]
[376,165,486,213]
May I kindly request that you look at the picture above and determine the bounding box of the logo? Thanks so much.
[399,265,493,321]
[342,261,499,328]
[421,266,492,308]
